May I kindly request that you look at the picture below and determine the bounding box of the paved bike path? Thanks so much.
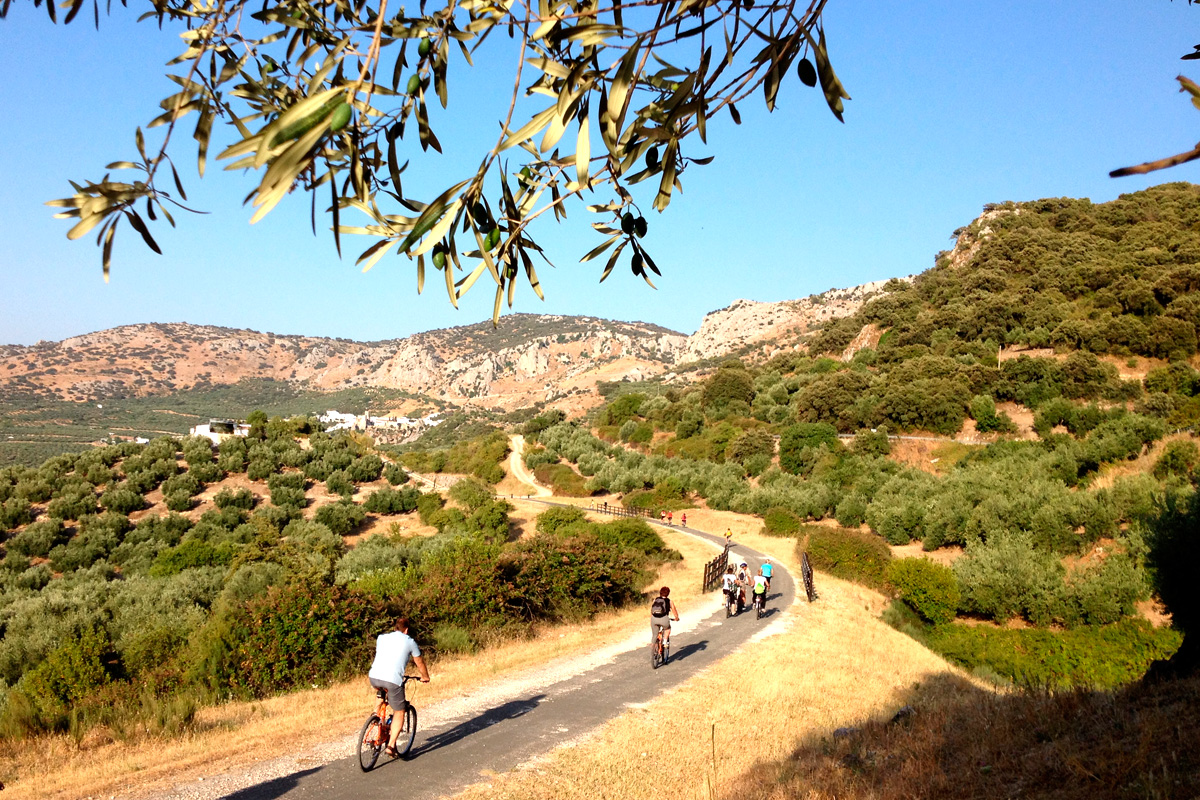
[221,527,795,800]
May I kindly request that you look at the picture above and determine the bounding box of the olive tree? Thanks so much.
[13,0,848,321]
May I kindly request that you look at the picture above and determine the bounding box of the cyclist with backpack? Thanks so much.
[650,586,680,648]
[721,565,738,613]
[752,568,769,614]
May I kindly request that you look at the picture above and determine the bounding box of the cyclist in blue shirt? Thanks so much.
[368,617,430,756]
[761,558,774,591]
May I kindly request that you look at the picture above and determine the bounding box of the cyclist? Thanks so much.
[735,561,750,613]
[367,617,430,757]
[752,568,769,613]
[761,557,774,591]
[650,586,681,649]
[667,511,673,525]
[680,512,687,527]
[725,529,733,548]
[721,565,738,612]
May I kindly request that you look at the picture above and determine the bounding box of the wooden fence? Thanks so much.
[702,545,731,593]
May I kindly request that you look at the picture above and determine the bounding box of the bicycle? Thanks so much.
[724,589,736,618]
[753,591,766,619]
[358,675,419,771]
[651,628,671,669]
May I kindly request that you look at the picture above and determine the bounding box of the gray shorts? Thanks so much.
[651,616,671,643]
[369,677,406,710]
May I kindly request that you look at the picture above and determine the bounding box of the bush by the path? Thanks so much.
[886,558,960,625]
[801,526,893,592]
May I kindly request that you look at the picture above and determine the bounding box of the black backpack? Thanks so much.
[651,596,670,617]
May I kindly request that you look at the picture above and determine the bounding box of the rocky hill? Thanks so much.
[0,275,911,410]
[0,316,686,410]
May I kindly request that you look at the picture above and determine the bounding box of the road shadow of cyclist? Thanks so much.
[399,694,547,761]
[220,766,324,800]
[665,639,709,664]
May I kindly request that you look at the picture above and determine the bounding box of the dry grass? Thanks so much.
[454,519,970,800]
[0,523,712,800]
[722,671,1200,800]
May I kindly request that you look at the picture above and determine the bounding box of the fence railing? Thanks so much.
[586,502,657,520]
[702,545,731,593]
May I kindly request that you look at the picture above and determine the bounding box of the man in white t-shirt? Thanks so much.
[368,617,430,755]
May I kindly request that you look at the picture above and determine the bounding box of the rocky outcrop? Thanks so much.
[680,278,912,364]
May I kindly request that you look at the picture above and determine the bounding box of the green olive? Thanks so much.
[418,38,433,57]
[634,217,647,238]
[621,212,635,234]
[406,74,421,95]
[432,250,447,269]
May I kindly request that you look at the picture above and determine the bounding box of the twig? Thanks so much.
[1110,142,1200,177]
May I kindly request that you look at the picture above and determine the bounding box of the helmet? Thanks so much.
[739,561,747,567]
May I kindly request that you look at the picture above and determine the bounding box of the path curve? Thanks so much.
[212,508,795,800]
[508,434,553,497]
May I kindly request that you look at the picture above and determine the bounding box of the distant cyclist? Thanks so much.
[680,512,687,527]
[650,586,681,648]
[752,568,769,612]
[725,529,733,548]
[761,557,774,591]
[367,617,430,757]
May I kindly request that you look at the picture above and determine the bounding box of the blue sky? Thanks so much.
[1,1,1198,345]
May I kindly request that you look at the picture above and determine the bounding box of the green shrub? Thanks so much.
[217,581,380,698]
[761,506,802,537]
[779,423,839,474]
[449,478,494,513]
[886,558,961,625]
[269,485,307,508]
[534,464,593,497]
[535,505,586,536]
[99,486,146,515]
[953,532,1066,625]
[622,481,692,514]
[0,498,35,532]
[801,526,893,591]
[325,470,354,498]
[416,492,445,526]
[246,459,275,481]
[593,518,679,561]
[347,454,384,483]
[362,485,421,515]
[834,492,869,528]
[162,472,201,498]
[314,500,366,536]
[921,616,1182,689]
[7,518,69,558]
[383,463,408,485]
[16,627,112,730]
[1154,439,1199,479]
[149,538,237,576]
[164,490,194,513]
[214,487,256,510]
[47,490,97,521]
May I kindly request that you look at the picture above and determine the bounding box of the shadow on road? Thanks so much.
[402,694,547,760]
[220,766,324,800]
[667,639,708,664]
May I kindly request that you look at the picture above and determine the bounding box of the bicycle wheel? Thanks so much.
[756,596,764,619]
[394,704,418,757]
[357,714,384,772]
[651,639,662,669]
[662,640,670,665]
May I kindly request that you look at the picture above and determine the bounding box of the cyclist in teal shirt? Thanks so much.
[761,558,774,591]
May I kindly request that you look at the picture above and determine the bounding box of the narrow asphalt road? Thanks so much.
[222,525,795,800]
